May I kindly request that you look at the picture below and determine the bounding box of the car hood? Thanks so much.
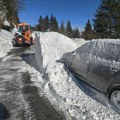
[61,52,72,60]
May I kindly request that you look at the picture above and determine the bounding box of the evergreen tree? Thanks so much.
[0,0,6,18]
[81,19,94,40]
[0,0,5,28]
[44,15,49,31]
[66,20,73,38]
[0,0,24,30]
[93,0,120,38]
[5,0,18,22]
[73,28,80,38]
[53,17,59,31]
[49,15,59,31]
[59,21,66,35]
[49,14,54,31]
[1,0,24,23]
[37,16,44,31]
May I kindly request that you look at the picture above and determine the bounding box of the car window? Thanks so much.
[92,41,120,61]
[77,41,94,55]
[105,44,120,61]
[18,26,23,31]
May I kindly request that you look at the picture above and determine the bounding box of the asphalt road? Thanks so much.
[0,47,65,120]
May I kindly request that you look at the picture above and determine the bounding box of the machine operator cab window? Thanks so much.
[18,24,30,33]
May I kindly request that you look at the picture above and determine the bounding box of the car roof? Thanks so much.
[91,39,120,46]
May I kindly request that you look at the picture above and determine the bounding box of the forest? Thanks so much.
[0,0,120,40]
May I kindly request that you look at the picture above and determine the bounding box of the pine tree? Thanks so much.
[59,21,66,35]
[0,0,24,30]
[0,0,5,28]
[1,0,24,23]
[53,17,59,31]
[81,19,94,40]
[93,0,120,38]
[0,0,6,18]
[112,1,120,38]
[37,16,44,31]
[73,28,80,38]
[49,15,59,31]
[66,20,73,38]
[49,14,54,31]
[44,15,49,31]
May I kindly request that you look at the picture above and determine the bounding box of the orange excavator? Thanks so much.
[12,22,35,47]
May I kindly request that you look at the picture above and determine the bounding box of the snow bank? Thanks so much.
[3,19,10,26]
[34,32,120,119]
[0,29,13,58]
[35,32,77,69]
[73,38,86,47]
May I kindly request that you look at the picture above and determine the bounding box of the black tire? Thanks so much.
[62,59,69,69]
[13,43,16,47]
[30,37,33,45]
[108,88,120,109]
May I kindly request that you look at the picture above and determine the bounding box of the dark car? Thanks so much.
[60,40,120,109]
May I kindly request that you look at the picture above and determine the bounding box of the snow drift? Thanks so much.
[34,32,77,69]
[34,32,120,119]
[0,30,12,58]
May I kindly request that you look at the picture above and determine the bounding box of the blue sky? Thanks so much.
[19,0,101,30]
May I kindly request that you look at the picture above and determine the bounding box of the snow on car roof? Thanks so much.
[91,39,120,45]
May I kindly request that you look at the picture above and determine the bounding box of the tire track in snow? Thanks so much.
[0,47,66,120]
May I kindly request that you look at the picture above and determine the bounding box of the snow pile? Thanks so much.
[34,32,120,119]
[73,38,86,47]
[0,29,13,58]
[3,19,10,26]
[11,23,18,35]
[35,32,77,69]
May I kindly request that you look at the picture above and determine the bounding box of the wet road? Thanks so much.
[0,47,65,120]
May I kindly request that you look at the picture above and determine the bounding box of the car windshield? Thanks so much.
[18,25,30,32]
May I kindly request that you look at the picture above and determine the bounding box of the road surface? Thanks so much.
[0,47,65,120]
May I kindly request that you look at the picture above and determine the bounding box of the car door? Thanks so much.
[88,41,119,92]
[71,42,93,80]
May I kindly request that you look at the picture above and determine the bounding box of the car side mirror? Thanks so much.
[72,51,76,56]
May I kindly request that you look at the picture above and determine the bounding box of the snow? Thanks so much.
[34,32,77,69]
[73,38,86,47]
[0,29,120,119]
[34,32,120,119]
[3,19,10,26]
[0,29,13,58]
[11,24,18,35]
[85,40,120,73]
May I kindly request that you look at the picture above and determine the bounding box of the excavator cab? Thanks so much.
[18,23,30,33]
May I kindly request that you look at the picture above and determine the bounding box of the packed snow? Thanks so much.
[73,38,86,47]
[0,30,12,58]
[34,32,120,119]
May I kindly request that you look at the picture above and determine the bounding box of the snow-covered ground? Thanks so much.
[34,32,120,119]
[0,29,120,119]
[0,29,13,58]
[73,38,86,47]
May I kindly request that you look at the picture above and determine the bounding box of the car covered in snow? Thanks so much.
[60,40,120,109]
